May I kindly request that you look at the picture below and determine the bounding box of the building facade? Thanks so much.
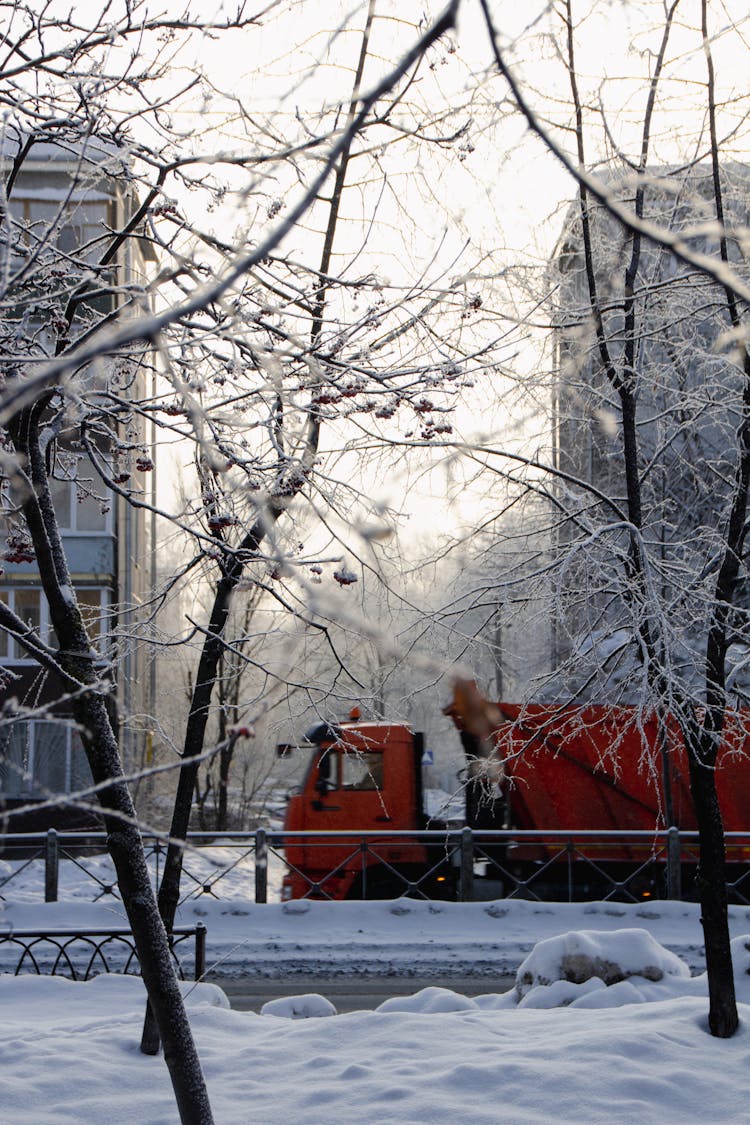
[0,139,156,829]
[549,165,750,699]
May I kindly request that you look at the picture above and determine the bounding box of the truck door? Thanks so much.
[293,746,386,895]
[313,746,388,826]
[283,723,423,898]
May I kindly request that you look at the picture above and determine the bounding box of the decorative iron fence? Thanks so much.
[0,924,206,980]
[2,827,750,905]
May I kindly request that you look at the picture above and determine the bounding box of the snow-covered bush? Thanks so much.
[509,929,692,1009]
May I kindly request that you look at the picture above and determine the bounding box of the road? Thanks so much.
[206,974,516,1014]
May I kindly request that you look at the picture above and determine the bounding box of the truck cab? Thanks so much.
[282,718,443,899]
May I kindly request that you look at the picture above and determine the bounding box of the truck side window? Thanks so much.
[341,750,383,791]
[315,748,337,793]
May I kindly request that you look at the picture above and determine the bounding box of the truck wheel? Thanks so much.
[346,869,409,900]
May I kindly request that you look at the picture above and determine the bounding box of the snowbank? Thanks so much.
[4,894,739,981]
[261,992,337,1018]
[2,937,750,1125]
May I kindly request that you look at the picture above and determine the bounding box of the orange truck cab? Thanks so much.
[281,718,451,900]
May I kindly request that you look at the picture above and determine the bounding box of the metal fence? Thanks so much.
[0,924,206,980]
[3,826,750,905]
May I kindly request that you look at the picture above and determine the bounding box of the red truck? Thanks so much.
[280,685,750,900]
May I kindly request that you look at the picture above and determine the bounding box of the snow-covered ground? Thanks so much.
[3,925,750,1124]
[7,893,744,980]
[3,855,750,1122]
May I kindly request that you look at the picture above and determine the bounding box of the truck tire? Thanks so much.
[346,867,411,900]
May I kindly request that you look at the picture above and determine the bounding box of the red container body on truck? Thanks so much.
[281,690,750,901]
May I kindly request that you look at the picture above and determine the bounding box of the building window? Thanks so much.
[76,588,111,645]
[1,449,112,536]
[6,196,117,317]
[0,586,110,661]
[0,587,44,659]
[0,719,92,798]
[10,197,113,264]
[49,465,112,534]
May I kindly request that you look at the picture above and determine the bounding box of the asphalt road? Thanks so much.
[207,975,516,1014]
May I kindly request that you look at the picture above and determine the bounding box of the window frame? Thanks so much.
[9,195,116,263]
[0,717,92,797]
[0,585,111,662]
[48,466,114,535]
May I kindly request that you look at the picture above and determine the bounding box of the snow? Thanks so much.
[260,992,337,1018]
[7,845,738,977]
[3,855,750,1122]
[2,942,750,1124]
[378,985,479,1013]
[512,926,691,996]
[5,893,737,980]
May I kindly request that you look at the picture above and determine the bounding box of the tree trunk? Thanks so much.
[217,743,231,831]
[78,695,215,1120]
[8,406,214,1122]
[684,726,738,1037]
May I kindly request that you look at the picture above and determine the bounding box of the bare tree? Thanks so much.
[144,0,484,1010]
[472,0,750,1037]
[0,0,463,1115]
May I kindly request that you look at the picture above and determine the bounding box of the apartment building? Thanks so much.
[549,165,750,694]
[0,137,156,829]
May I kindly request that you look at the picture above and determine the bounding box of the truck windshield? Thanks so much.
[341,750,383,790]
